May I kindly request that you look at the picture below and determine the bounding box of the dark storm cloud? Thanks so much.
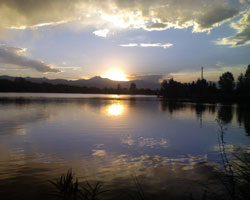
[0,46,60,73]
[0,0,249,46]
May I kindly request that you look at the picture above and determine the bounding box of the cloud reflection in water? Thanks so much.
[121,136,168,148]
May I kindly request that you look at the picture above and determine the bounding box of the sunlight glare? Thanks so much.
[102,70,128,81]
[107,104,124,116]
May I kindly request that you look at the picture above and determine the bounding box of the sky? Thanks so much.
[0,0,249,83]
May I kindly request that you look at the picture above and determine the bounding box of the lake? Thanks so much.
[0,93,249,200]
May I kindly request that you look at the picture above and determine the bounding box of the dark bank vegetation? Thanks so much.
[49,169,106,200]
[0,78,156,95]
[0,64,249,102]
[160,64,250,102]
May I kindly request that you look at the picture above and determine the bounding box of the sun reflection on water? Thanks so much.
[107,104,124,116]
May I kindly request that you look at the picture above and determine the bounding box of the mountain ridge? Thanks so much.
[0,75,161,90]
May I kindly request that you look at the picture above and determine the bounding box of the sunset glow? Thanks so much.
[1,1,250,199]
[102,70,129,81]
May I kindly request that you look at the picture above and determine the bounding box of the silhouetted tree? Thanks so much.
[160,77,218,100]
[237,73,245,93]
[194,78,209,97]
[160,78,183,98]
[245,64,250,79]
[0,78,158,95]
[129,82,137,94]
[236,65,250,96]
[218,72,235,94]
[244,64,250,94]
[117,84,121,94]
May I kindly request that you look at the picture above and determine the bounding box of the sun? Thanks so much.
[102,69,129,81]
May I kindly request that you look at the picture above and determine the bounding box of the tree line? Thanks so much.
[160,64,250,102]
[0,78,157,95]
[1,64,249,101]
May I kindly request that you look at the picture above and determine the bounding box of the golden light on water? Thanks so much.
[107,104,124,116]
[102,69,128,81]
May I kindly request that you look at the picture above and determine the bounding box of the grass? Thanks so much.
[49,169,106,200]
[216,119,250,200]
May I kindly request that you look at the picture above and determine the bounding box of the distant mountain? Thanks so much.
[0,75,161,90]
[0,75,16,81]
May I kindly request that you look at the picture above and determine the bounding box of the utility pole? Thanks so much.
[201,67,204,80]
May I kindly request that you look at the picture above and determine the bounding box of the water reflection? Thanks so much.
[160,101,250,136]
[0,95,250,199]
[0,148,219,200]
[237,105,250,136]
[121,136,168,148]
[107,103,124,116]
[160,101,186,113]
[218,105,233,124]
[0,105,51,135]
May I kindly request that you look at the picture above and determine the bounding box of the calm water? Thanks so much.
[0,93,249,199]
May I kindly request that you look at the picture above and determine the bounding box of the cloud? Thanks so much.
[0,0,79,28]
[239,0,250,4]
[111,0,242,32]
[0,46,60,73]
[120,42,173,49]
[140,43,173,48]
[216,11,250,47]
[193,5,239,32]
[5,46,27,55]
[92,149,107,157]
[120,43,138,47]
[144,23,170,31]
[0,0,247,35]
[93,29,110,37]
